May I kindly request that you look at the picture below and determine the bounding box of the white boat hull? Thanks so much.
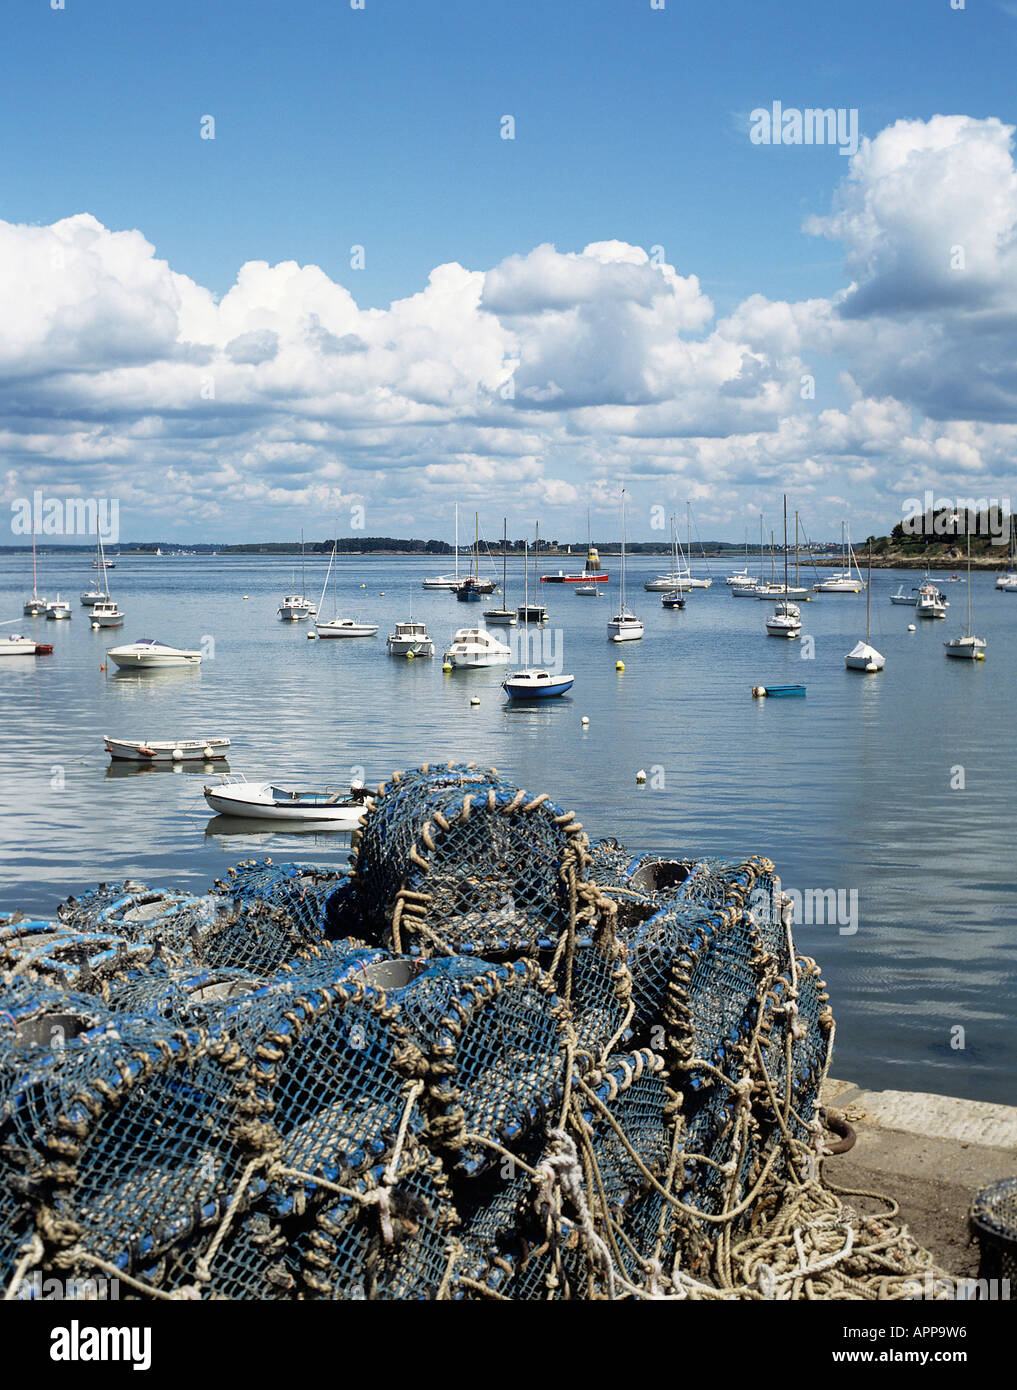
[0,636,37,656]
[203,782,366,825]
[108,642,203,668]
[387,638,435,656]
[315,621,378,638]
[106,737,230,762]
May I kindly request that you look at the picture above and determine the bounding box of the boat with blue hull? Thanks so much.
[502,669,575,699]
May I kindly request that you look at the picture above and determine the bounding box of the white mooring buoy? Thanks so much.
[636,769,647,783]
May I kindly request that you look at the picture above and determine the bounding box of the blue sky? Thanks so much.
[2,1,1017,542]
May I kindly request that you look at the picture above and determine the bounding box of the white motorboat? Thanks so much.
[890,584,916,605]
[731,578,760,597]
[279,595,317,621]
[608,490,643,641]
[314,535,377,637]
[278,531,317,619]
[107,639,203,668]
[203,774,368,826]
[443,626,511,668]
[945,533,986,660]
[387,619,434,657]
[915,582,947,619]
[845,543,885,671]
[0,634,37,656]
[502,669,575,699]
[105,736,230,762]
[573,584,602,596]
[45,596,71,620]
[23,523,47,615]
[90,600,124,628]
[996,573,1017,592]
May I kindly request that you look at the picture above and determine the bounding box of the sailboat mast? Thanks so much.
[770,531,775,585]
[866,541,872,641]
[967,529,972,636]
[301,529,305,597]
[783,496,789,592]
[32,522,37,599]
[759,515,764,582]
[502,517,508,599]
[455,502,459,582]
[621,492,628,609]
[795,511,799,585]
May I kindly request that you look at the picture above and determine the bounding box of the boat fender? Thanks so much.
[442,661,452,672]
[581,716,589,726]
[139,748,156,758]
[907,624,916,632]
[406,651,414,659]
[615,660,625,671]
[203,745,214,759]
[172,748,184,761]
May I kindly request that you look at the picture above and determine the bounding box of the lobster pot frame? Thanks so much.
[231,979,418,1186]
[159,1203,304,1301]
[0,920,157,993]
[55,881,149,930]
[552,932,633,1067]
[585,839,641,894]
[191,898,324,974]
[297,1147,458,1300]
[5,1020,250,1279]
[575,1050,672,1225]
[391,958,569,1176]
[83,889,222,958]
[214,860,348,940]
[348,764,590,956]
[104,966,274,1028]
[271,941,390,991]
[451,1155,579,1301]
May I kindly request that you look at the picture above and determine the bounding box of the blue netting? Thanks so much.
[348,764,586,954]
[0,919,157,991]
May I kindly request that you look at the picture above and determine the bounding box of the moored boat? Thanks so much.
[443,626,511,668]
[45,596,71,620]
[387,619,434,657]
[0,634,37,656]
[107,639,203,669]
[105,736,231,762]
[502,669,575,699]
[203,774,367,825]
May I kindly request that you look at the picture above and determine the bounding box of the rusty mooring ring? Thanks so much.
[821,1107,857,1155]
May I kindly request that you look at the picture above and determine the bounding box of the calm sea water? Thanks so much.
[2,550,1015,1104]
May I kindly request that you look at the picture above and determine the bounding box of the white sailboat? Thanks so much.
[516,530,548,624]
[278,531,317,620]
[422,502,461,588]
[608,490,643,642]
[484,518,517,625]
[766,500,803,638]
[90,531,124,627]
[945,532,986,660]
[845,543,884,671]
[23,523,47,615]
[996,515,1017,591]
[814,522,865,593]
[727,526,757,591]
[314,535,378,638]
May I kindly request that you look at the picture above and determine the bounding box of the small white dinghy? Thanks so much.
[105,736,231,762]
[203,774,368,826]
